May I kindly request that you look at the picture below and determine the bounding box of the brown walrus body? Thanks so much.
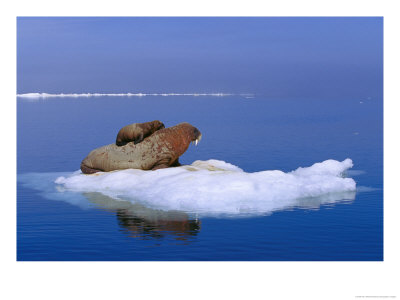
[115,120,165,146]
[81,122,202,174]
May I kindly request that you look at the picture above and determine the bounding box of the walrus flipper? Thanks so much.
[151,157,172,170]
[80,162,101,174]
[170,158,181,167]
[133,132,144,145]
[152,164,170,170]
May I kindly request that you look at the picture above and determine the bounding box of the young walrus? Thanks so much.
[80,122,202,174]
[115,120,165,146]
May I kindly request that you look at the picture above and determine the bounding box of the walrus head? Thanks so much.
[173,122,202,147]
[153,120,165,131]
[191,126,202,146]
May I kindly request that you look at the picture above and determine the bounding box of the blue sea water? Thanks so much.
[17,95,383,261]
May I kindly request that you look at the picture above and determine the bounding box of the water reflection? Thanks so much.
[292,191,356,210]
[82,192,201,241]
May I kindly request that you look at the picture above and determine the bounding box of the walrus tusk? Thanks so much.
[194,135,202,146]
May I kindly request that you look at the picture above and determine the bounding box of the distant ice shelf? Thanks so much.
[17,92,254,98]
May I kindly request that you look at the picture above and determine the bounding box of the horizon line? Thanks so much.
[17,92,255,98]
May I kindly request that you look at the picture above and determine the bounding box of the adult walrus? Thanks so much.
[80,122,202,174]
[115,120,165,146]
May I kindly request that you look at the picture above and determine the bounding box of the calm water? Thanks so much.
[17,95,383,261]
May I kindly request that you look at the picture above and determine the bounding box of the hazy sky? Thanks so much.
[17,17,383,98]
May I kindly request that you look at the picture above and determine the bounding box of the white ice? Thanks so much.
[50,159,356,217]
[17,92,235,98]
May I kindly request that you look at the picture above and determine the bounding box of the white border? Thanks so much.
[2,1,399,299]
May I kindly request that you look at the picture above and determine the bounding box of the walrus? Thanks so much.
[115,120,165,146]
[80,122,202,174]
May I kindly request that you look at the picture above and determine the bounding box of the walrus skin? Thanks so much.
[115,120,165,146]
[80,122,202,174]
